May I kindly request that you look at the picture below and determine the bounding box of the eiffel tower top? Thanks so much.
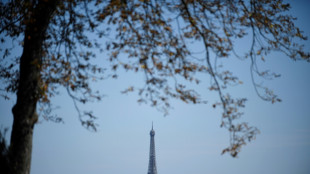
[147,122,157,174]
[150,122,155,136]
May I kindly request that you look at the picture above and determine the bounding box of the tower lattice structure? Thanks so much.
[147,123,158,174]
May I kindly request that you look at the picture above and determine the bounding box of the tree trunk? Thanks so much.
[9,1,59,174]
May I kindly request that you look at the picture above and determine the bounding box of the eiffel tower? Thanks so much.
[147,123,158,174]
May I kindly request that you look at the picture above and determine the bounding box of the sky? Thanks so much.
[1,1,310,174]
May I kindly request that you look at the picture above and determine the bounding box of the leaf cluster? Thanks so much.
[0,0,309,156]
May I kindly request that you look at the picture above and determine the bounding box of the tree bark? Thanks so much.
[9,1,59,174]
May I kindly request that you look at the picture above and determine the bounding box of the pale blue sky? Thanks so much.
[1,1,310,174]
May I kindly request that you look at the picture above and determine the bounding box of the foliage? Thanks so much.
[0,0,309,157]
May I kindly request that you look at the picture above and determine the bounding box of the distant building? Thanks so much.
[147,123,158,174]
